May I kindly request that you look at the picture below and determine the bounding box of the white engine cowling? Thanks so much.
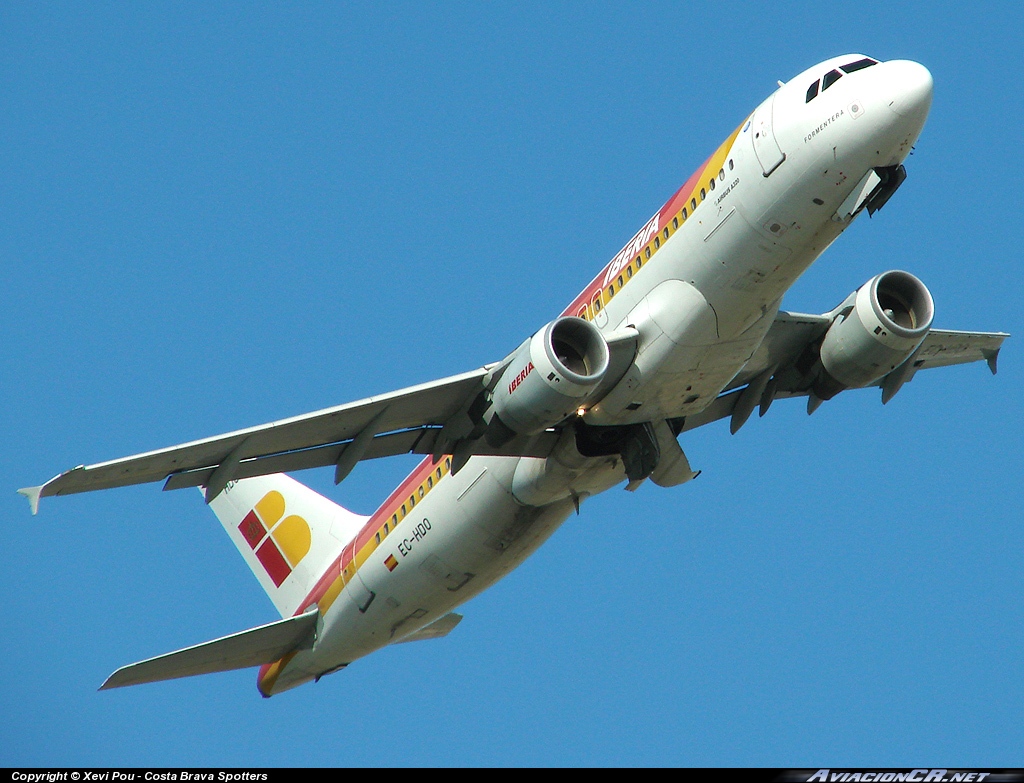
[815,270,934,399]
[486,317,610,445]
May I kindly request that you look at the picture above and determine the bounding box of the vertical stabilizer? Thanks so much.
[206,475,366,618]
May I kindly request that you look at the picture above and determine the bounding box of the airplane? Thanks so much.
[20,54,1008,697]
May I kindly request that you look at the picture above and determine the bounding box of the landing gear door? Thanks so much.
[750,95,786,177]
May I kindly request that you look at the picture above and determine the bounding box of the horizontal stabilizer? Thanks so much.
[392,613,463,645]
[100,608,318,690]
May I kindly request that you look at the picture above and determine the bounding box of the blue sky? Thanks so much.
[3,1,1022,767]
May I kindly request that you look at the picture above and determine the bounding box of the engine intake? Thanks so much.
[487,317,610,445]
[815,270,934,399]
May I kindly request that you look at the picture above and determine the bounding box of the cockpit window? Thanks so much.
[822,69,843,91]
[806,79,820,103]
[841,57,878,74]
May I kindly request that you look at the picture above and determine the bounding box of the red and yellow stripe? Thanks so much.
[561,121,744,321]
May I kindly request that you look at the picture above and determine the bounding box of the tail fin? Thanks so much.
[207,475,367,618]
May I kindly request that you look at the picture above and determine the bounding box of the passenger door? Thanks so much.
[750,94,786,177]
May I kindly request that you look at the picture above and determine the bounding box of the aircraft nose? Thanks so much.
[886,60,933,120]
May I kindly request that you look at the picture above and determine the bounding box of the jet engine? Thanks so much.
[813,270,934,400]
[486,316,610,446]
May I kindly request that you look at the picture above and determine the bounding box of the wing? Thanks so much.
[911,328,1007,372]
[21,363,559,513]
[19,311,1006,512]
[672,312,1009,436]
[20,325,649,512]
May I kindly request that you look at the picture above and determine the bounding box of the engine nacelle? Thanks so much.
[815,270,934,399]
[487,317,610,445]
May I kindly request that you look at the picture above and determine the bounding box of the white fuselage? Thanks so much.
[261,56,933,695]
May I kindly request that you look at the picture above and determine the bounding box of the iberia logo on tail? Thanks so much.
[237,491,311,586]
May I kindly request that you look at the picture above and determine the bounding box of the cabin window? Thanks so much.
[719,168,725,181]
[841,58,877,74]
[645,247,651,259]
[617,275,624,288]
[435,468,442,480]
[608,286,614,298]
[577,304,588,319]
[445,458,451,471]
[672,216,678,229]
[409,495,415,508]
[822,69,842,91]
[427,476,433,489]
[375,532,381,544]
[635,256,641,269]
[626,266,632,279]
[728,159,734,170]
[700,188,706,200]
[392,513,398,526]
[709,178,716,191]
[384,522,389,534]
[593,296,602,312]
[663,227,669,240]
[682,207,688,219]
[654,236,660,249]
[690,198,697,211]
[806,79,820,102]
[401,504,406,517]
[418,486,424,499]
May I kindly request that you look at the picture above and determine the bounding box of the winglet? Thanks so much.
[17,485,43,515]
[982,348,1000,375]
[17,467,84,514]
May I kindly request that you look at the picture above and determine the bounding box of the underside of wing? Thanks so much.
[28,367,503,508]
[19,298,1007,512]
[678,311,1009,436]
[723,310,833,393]
[23,320,644,511]
[912,328,1006,373]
